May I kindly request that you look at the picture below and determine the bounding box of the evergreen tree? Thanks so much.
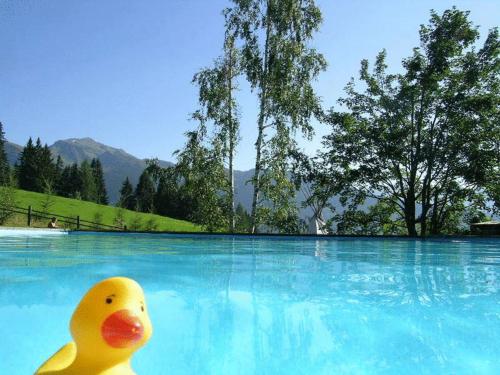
[91,158,109,205]
[0,122,10,185]
[53,156,64,194]
[154,169,181,218]
[135,171,155,213]
[58,165,73,197]
[80,160,97,202]
[17,137,56,192]
[69,163,83,198]
[17,138,38,191]
[119,177,135,210]
[37,142,56,192]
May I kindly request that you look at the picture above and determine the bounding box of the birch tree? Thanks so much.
[192,33,240,231]
[225,0,327,233]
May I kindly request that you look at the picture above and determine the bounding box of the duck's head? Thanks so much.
[70,277,152,362]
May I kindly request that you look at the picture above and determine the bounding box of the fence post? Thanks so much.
[76,216,80,230]
[27,205,32,227]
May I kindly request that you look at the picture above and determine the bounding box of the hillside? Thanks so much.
[6,137,344,219]
[3,188,202,232]
[5,141,22,165]
[7,138,173,204]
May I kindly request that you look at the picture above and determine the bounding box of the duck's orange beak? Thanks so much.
[101,309,144,348]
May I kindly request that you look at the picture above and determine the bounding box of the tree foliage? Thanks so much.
[0,122,10,186]
[17,138,56,192]
[135,171,156,213]
[320,8,499,236]
[224,0,327,233]
[174,129,230,231]
[192,33,240,232]
[91,158,109,205]
[119,177,135,210]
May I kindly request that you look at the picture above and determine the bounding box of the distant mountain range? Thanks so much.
[5,137,263,213]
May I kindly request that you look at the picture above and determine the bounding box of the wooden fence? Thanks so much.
[4,205,125,231]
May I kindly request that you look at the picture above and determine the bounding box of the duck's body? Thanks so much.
[35,277,152,375]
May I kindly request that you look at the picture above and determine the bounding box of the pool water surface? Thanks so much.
[0,232,499,374]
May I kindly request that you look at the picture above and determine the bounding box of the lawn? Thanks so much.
[2,188,203,232]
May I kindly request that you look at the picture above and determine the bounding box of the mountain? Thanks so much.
[7,138,173,204]
[5,137,336,219]
[51,138,174,203]
[5,141,23,165]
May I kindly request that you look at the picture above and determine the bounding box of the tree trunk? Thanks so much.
[250,115,265,234]
[420,175,432,237]
[404,194,418,237]
[227,36,236,233]
[250,3,271,234]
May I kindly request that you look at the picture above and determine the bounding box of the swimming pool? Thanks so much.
[0,232,499,374]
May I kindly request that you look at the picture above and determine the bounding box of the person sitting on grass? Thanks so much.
[48,217,58,228]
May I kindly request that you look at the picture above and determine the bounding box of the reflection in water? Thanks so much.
[0,234,499,374]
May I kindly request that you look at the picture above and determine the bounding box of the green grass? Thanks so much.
[2,188,203,232]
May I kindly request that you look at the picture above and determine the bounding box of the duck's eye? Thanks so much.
[106,298,113,304]
[141,305,144,312]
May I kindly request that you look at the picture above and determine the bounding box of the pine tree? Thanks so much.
[69,163,83,198]
[0,122,10,186]
[53,156,64,194]
[17,138,38,191]
[58,165,73,197]
[135,171,155,213]
[119,177,135,210]
[154,169,181,218]
[80,160,97,202]
[37,143,56,192]
[17,138,56,192]
[91,158,108,205]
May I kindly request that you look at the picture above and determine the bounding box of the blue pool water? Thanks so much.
[0,232,499,374]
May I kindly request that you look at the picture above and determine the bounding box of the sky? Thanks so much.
[1,0,499,170]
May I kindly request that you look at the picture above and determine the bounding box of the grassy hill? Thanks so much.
[2,188,203,232]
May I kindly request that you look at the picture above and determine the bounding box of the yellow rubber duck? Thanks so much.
[35,277,153,375]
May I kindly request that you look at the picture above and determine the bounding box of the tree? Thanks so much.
[174,129,230,231]
[235,203,252,233]
[0,186,16,224]
[0,122,10,185]
[154,168,182,218]
[225,0,327,233]
[135,171,155,213]
[336,201,406,236]
[16,137,56,193]
[80,160,97,202]
[320,8,499,236]
[53,155,64,193]
[36,141,57,192]
[91,158,109,205]
[17,138,38,191]
[290,149,342,234]
[192,33,240,232]
[68,163,83,198]
[119,177,135,210]
[58,164,76,197]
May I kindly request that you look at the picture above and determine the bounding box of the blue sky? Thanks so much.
[1,0,499,170]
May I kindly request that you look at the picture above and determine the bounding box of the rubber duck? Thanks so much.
[35,277,153,375]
